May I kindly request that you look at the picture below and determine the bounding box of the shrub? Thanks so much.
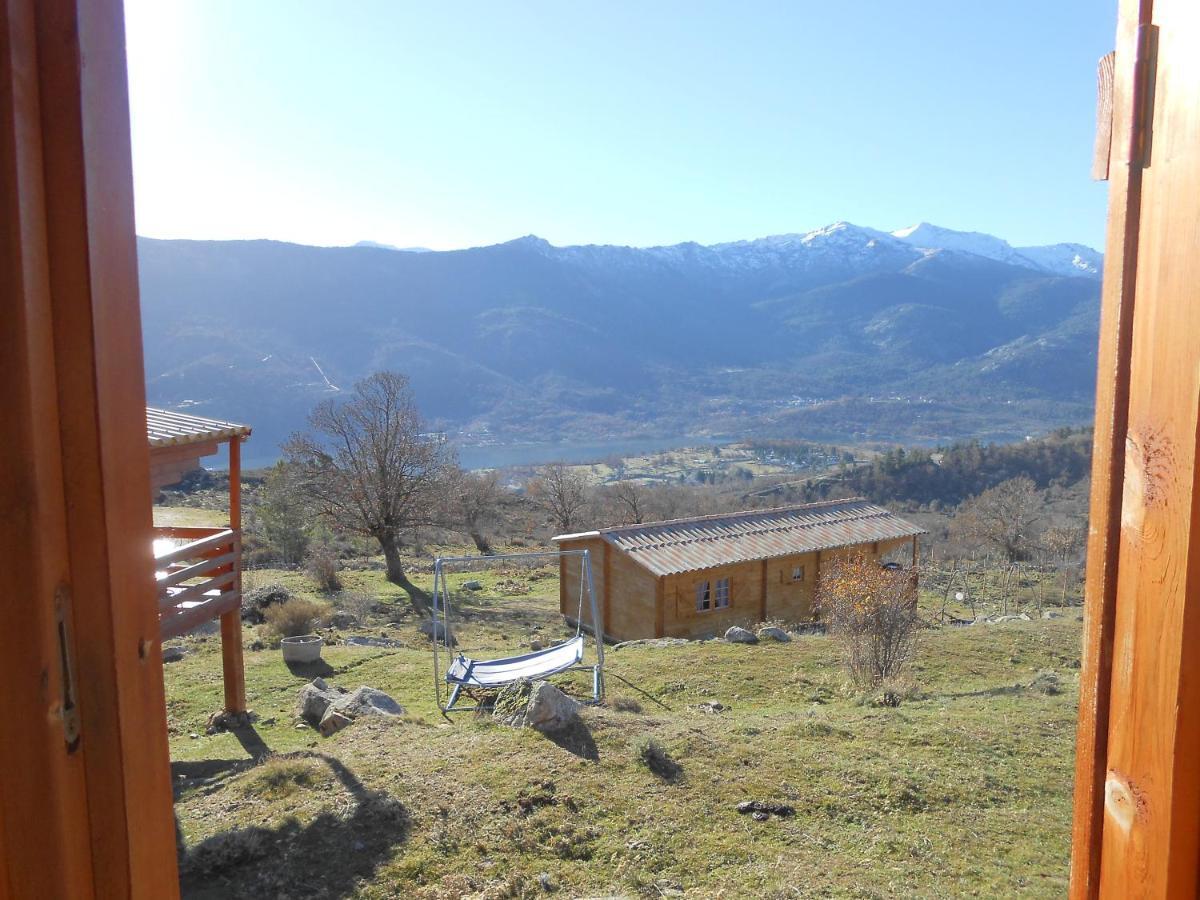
[262,598,331,639]
[305,542,342,592]
[635,737,681,781]
[815,557,921,688]
[335,589,376,622]
[611,696,643,714]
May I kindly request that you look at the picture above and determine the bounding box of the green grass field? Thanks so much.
[168,560,1082,899]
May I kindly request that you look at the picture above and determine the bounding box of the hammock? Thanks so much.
[431,549,604,714]
[445,634,585,688]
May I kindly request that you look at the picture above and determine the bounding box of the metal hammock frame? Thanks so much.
[431,549,605,714]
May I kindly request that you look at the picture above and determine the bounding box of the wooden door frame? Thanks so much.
[1,0,180,895]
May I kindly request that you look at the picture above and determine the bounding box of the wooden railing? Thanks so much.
[154,526,241,639]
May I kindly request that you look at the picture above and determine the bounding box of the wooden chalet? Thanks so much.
[554,498,924,642]
[148,407,251,712]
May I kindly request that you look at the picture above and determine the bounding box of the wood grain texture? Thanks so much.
[1069,4,1154,897]
[1094,52,1116,180]
[0,0,97,892]
[24,0,179,894]
[1097,1,1200,894]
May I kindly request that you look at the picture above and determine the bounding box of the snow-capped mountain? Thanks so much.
[891,222,1101,278]
[138,220,1102,455]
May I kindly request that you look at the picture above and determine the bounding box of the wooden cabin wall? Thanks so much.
[604,546,659,641]
[661,560,764,639]
[558,538,606,632]
[764,551,819,621]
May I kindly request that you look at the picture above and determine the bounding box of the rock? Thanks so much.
[736,800,795,818]
[462,580,483,591]
[161,646,186,663]
[241,582,294,624]
[329,685,406,719]
[530,639,544,651]
[418,618,456,646]
[1042,610,1063,619]
[523,681,580,733]
[318,708,354,736]
[756,626,791,643]
[537,872,556,892]
[695,701,728,714]
[1029,670,1061,695]
[724,626,758,644]
[296,677,342,725]
[206,709,253,734]
[331,612,358,629]
[992,614,1031,623]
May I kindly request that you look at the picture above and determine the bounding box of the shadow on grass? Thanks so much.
[179,753,409,900]
[285,658,337,679]
[938,683,1026,701]
[544,718,599,761]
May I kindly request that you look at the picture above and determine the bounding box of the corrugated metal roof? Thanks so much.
[556,498,925,577]
[146,407,251,448]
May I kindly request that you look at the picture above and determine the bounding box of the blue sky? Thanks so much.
[124,1,1116,251]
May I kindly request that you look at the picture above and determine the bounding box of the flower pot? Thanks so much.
[280,634,324,664]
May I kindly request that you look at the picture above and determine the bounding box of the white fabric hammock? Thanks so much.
[445,635,585,689]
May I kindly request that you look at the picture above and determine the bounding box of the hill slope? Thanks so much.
[138,222,1102,455]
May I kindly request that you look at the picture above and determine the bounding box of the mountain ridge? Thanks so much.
[138,221,1102,459]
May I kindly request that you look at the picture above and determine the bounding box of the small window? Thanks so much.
[715,577,730,608]
[695,580,711,611]
[791,565,805,582]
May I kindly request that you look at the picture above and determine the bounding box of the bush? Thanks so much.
[262,598,331,640]
[815,557,921,688]
[305,543,342,593]
[635,737,681,781]
[336,589,376,622]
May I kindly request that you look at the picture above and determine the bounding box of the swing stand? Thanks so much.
[431,549,605,715]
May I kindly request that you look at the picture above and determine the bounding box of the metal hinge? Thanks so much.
[1131,23,1159,168]
[54,584,81,752]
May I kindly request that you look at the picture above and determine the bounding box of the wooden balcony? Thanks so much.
[154,526,242,640]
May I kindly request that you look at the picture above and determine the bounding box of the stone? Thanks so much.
[756,626,791,643]
[462,580,483,591]
[329,685,406,719]
[695,701,728,714]
[419,618,456,646]
[161,646,186,663]
[296,677,342,725]
[523,681,580,733]
[318,708,354,736]
[530,639,544,651]
[1028,670,1061,695]
[724,626,758,644]
[331,611,358,629]
[1042,610,1063,619]
[736,800,795,818]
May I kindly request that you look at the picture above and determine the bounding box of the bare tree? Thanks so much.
[1042,523,1085,604]
[951,476,1042,563]
[447,468,501,555]
[607,480,649,524]
[529,462,590,533]
[283,371,450,610]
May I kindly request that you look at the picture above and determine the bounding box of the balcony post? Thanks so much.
[220,437,246,713]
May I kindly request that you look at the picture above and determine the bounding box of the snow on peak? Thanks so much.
[893,223,1102,278]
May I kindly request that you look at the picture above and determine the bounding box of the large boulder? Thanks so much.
[493,678,580,733]
[461,580,483,591]
[756,626,791,643]
[524,681,581,733]
[296,677,342,725]
[724,626,758,644]
[300,679,405,735]
[331,685,406,719]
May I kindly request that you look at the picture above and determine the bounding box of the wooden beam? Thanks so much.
[220,437,246,712]
[1,0,180,895]
[1093,52,1116,181]
[654,577,665,638]
[1070,4,1153,897]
